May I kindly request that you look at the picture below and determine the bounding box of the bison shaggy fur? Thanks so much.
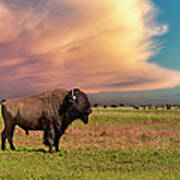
[1,88,92,153]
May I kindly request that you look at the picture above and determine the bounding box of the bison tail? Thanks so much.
[1,103,6,122]
[1,99,6,104]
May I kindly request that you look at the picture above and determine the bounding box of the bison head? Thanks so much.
[64,89,92,124]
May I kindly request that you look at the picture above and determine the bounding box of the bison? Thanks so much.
[133,105,140,110]
[1,88,92,153]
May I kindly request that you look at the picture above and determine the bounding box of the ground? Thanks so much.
[0,106,179,179]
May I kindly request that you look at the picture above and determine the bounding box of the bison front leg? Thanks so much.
[54,132,62,152]
[43,123,56,153]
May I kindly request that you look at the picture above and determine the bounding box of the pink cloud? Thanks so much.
[0,0,180,98]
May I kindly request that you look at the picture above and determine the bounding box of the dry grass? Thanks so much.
[0,112,179,152]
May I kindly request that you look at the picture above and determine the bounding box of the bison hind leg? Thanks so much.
[1,124,16,151]
[1,104,16,151]
[1,128,7,150]
[7,124,16,150]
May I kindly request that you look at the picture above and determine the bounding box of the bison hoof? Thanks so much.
[11,147,15,151]
[55,149,60,152]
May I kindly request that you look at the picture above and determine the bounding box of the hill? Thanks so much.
[88,86,180,105]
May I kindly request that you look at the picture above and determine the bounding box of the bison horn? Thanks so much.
[72,89,76,100]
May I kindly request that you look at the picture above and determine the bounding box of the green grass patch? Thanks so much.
[90,112,180,124]
[0,149,179,180]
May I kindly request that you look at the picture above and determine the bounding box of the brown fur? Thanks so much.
[1,88,92,153]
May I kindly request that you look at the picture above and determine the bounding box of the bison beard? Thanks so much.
[1,88,92,153]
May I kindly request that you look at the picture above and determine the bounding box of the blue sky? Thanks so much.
[150,0,180,70]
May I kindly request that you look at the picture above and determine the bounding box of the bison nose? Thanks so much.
[88,108,92,114]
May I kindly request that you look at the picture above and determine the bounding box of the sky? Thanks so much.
[0,0,180,99]
[150,0,180,70]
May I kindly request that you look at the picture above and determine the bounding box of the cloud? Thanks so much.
[0,0,180,98]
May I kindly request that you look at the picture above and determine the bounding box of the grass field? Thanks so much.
[0,106,180,179]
